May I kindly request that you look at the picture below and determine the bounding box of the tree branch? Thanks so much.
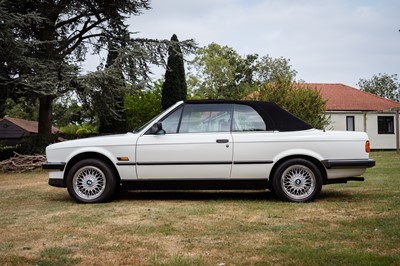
[55,13,94,29]
[58,17,108,56]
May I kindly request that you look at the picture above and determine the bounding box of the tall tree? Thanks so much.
[161,34,187,110]
[95,20,129,134]
[188,43,296,100]
[358,73,400,102]
[0,1,44,117]
[250,79,330,129]
[0,0,196,136]
[0,0,152,135]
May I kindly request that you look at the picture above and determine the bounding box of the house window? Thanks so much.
[378,116,394,134]
[346,116,355,131]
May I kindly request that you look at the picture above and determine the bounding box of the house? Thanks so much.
[300,83,400,150]
[0,117,60,146]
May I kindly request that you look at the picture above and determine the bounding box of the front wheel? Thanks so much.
[272,159,322,202]
[66,159,117,203]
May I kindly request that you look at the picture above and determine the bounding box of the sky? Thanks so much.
[86,0,400,88]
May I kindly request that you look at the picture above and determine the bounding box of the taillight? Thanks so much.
[365,140,371,153]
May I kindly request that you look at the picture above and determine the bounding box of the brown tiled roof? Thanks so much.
[1,117,60,134]
[298,83,400,111]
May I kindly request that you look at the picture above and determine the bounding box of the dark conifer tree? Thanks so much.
[162,34,187,110]
[97,23,129,134]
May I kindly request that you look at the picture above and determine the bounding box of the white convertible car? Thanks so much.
[43,100,375,203]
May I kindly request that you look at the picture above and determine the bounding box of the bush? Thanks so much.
[60,123,98,135]
[0,145,17,161]
[17,135,59,155]
[0,131,101,161]
[254,79,330,129]
[125,87,163,130]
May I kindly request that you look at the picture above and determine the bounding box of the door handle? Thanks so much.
[216,139,229,143]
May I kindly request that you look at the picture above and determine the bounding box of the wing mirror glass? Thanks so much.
[151,122,166,135]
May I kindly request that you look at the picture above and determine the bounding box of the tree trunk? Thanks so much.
[38,95,53,136]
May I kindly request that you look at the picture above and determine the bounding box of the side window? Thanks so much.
[378,116,394,134]
[179,104,232,133]
[233,104,266,131]
[161,106,183,134]
[346,116,355,131]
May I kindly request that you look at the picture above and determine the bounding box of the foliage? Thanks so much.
[0,135,59,159]
[358,73,400,102]
[52,94,95,127]
[60,123,98,135]
[1,98,38,121]
[0,0,196,136]
[188,43,296,100]
[161,34,188,110]
[0,1,44,113]
[0,144,15,161]
[92,23,130,134]
[83,67,129,133]
[2,94,95,129]
[18,135,60,155]
[125,83,163,130]
[251,79,330,129]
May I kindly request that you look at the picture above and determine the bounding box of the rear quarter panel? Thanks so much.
[231,129,369,180]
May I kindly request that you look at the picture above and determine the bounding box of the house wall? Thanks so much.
[327,111,399,149]
[0,120,31,146]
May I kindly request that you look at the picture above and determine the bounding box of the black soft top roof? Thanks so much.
[184,100,313,132]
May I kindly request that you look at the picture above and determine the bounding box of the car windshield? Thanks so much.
[133,120,152,133]
[132,106,176,133]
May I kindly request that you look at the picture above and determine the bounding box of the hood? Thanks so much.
[46,132,139,150]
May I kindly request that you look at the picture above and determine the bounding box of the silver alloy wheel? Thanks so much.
[72,166,106,200]
[281,164,316,201]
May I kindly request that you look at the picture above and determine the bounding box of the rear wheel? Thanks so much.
[272,159,322,202]
[66,159,117,203]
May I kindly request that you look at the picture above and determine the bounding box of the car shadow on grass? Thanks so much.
[114,187,354,202]
[47,189,354,203]
[318,189,355,201]
[114,190,278,202]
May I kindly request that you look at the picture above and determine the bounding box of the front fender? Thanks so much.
[63,146,137,180]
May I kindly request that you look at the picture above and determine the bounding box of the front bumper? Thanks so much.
[48,178,65,187]
[43,162,67,188]
[42,162,66,171]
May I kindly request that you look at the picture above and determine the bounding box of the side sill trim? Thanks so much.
[118,161,274,166]
[120,179,269,190]
[234,160,273,165]
[322,159,375,169]
[42,162,66,171]
[137,161,232,166]
[116,162,137,166]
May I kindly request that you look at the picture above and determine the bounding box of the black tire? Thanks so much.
[66,159,117,203]
[272,158,322,202]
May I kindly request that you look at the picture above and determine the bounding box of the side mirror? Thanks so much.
[152,122,166,135]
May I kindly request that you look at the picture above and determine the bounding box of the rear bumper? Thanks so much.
[321,159,375,169]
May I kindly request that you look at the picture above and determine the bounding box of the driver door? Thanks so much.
[136,103,233,179]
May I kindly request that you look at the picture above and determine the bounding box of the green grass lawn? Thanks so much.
[0,152,399,265]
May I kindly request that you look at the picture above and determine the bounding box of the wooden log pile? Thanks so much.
[0,152,46,172]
